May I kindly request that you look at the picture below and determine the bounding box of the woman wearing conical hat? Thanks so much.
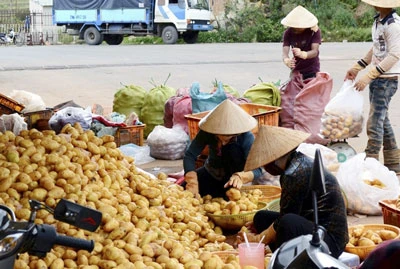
[281,5,321,80]
[236,125,348,259]
[183,100,262,198]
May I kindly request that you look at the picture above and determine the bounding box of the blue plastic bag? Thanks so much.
[190,82,227,113]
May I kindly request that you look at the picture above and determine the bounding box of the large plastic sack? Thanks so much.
[141,84,176,137]
[280,72,332,145]
[190,82,227,113]
[113,84,146,118]
[216,82,240,98]
[243,81,281,106]
[172,95,192,134]
[164,95,181,128]
[320,80,364,141]
[8,90,46,112]
[147,125,189,160]
[49,107,92,133]
[336,153,400,215]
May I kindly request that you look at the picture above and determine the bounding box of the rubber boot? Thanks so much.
[383,149,400,174]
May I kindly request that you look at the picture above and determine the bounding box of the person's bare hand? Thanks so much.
[236,231,260,245]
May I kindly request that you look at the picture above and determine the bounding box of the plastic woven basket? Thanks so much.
[266,198,280,212]
[0,93,25,115]
[241,185,282,203]
[207,202,268,231]
[185,103,281,140]
[379,199,400,228]
[345,224,400,261]
[212,251,239,262]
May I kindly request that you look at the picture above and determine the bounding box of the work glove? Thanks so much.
[185,171,199,197]
[292,48,307,59]
[345,62,364,81]
[355,67,380,91]
[283,58,295,69]
[224,171,254,189]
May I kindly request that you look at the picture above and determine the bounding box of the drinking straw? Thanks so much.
[257,235,265,248]
[243,232,250,248]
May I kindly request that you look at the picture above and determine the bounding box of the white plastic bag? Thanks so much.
[49,107,92,133]
[297,143,340,173]
[320,80,364,140]
[147,125,189,160]
[0,113,27,135]
[336,153,400,215]
[8,90,46,112]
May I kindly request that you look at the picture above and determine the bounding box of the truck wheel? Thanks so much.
[104,35,124,45]
[162,26,178,44]
[183,31,199,44]
[84,27,103,45]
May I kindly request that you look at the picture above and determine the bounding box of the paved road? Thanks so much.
[1,42,400,154]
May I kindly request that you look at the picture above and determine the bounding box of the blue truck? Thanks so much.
[52,0,213,45]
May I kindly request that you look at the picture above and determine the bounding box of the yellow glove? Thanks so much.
[345,62,364,81]
[224,171,254,189]
[185,171,199,197]
[355,67,380,91]
[292,48,307,59]
[283,58,295,69]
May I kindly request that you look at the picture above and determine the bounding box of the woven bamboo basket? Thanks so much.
[207,202,268,231]
[345,224,400,260]
[241,185,282,203]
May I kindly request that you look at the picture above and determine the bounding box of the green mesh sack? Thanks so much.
[243,82,281,106]
[141,84,176,137]
[213,80,240,98]
[113,84,146,118]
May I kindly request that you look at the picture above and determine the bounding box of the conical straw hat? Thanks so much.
[362,0,400,7]
[281,5,318,28]
[244,125,311,171]
[199,99,257,135]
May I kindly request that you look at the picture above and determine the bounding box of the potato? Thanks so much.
[378,230,398,240]
[358,237,375,247]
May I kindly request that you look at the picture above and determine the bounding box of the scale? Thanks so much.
[328,139,357,163]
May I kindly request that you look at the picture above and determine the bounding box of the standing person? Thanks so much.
[279,5,331,145]
[281,5,321,80]
[345,0,400,173]
[236,125,348,259]
[183,99,263,198]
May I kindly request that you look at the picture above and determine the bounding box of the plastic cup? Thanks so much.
[238,242,265,269]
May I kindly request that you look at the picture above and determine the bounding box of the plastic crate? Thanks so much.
[379,199,400,228]
[0,93,25,115]
[115,125,145,147]
[185,103,281,140]
[23,109,54,130]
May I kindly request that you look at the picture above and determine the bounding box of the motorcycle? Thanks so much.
[0,198,102,268]
[267,149,349,269]
[0,29,15,45]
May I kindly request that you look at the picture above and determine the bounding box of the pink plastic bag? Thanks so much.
[280,72,332,145]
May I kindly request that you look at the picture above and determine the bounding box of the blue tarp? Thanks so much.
[53,0,150,10]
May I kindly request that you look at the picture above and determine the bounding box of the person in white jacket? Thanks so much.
[345,0,400,173]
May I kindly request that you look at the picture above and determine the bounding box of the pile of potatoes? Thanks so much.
[320,113,363,141]
[0,124,244,269]
[202,188,263,216]
[347,225,398,248]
